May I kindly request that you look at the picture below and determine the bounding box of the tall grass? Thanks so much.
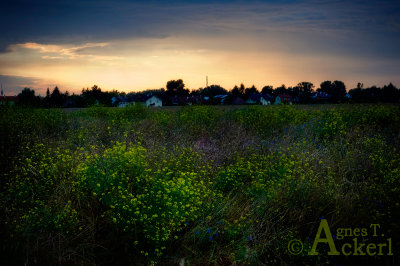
[1,104,399,265]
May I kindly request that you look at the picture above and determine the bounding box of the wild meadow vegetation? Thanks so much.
[1,104,400,265]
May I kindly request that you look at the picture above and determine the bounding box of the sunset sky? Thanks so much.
[1,0,399,95]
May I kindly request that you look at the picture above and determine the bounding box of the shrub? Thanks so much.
[78,142,217,259]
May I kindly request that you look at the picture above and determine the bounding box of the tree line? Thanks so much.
[12,79,400,107]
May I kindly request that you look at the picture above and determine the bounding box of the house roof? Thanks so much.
[278,93,292,100]
[145,95,161,102]
[261,93,272,100]
[247,93,261,102]
[0,96,18,102]
[311,92,332,99]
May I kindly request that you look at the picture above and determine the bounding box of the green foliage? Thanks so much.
[1,104,400,265]
[78,143,217,258]
[178,106,221,137]
[230,105,313,137]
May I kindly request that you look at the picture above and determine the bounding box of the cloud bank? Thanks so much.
[0,0,399,93]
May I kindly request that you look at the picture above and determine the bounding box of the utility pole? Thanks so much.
[206,76,208,88]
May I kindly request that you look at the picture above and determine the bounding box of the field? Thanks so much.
[1,104,400,265]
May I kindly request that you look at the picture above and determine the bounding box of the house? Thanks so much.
[274,96,282,105]
[213,94,228,104]
[275,94,292,104]
[260,94,272,105]
[118,101,135,107]
[312,92,332,100]
[0,96,18,105]
[244,93,272,105]
[112,95,134,107]
[145,96,162,107]
[246,93,261,104]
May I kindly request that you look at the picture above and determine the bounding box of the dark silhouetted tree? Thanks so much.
[50,86,66,107]
[18,88,39,106]
[239,84,245,95]
[318,81,332,93]
[230,85,244,98]
[166,79,189,97]
[245,85,258,98]
[332,80,346,102]
[318,80,346,102]
[145,88,166,100]
[42,88,51,107]
[274,84,288,95]
[381,83,398,102]
[81,85,115,106]
[348,87,364,102]
[349,83,399,103]
[68,94,86,107]
[226,84,245,104]
[369,86,381,101]
[349,83,369,103]
[198,85,228,97]
[131,88,166,103]
[261,85,273,95]
[294,82,314,103]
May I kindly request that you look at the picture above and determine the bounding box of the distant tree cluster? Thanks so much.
[17,88,41,106]
[12,80,400,107]
[15,85,120,107]
[348,83,400,103]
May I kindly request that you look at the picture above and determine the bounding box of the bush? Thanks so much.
[78,142,217,258]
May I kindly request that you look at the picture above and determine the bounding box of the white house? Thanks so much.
[118,101,135,107]
[274,96,282,105]
[145,96,162,107]
[260,96,271,105]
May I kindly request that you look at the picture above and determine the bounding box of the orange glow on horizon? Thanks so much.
[0,37,398,95]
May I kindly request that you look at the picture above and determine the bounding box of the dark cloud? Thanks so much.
[1,0,399,90]
[0,75,49,95]
[1,0,399,53]
[0,1,174,51]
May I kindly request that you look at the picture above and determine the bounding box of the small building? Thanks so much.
[246,93,261,104]
[118,101,135,107]
[213,94,228,105]
[0,96,18,105]
[274,96,282,105]
[260,94,272,105]
[312,92,332,100]
[275,93,293,104]
[145,96,162,107]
